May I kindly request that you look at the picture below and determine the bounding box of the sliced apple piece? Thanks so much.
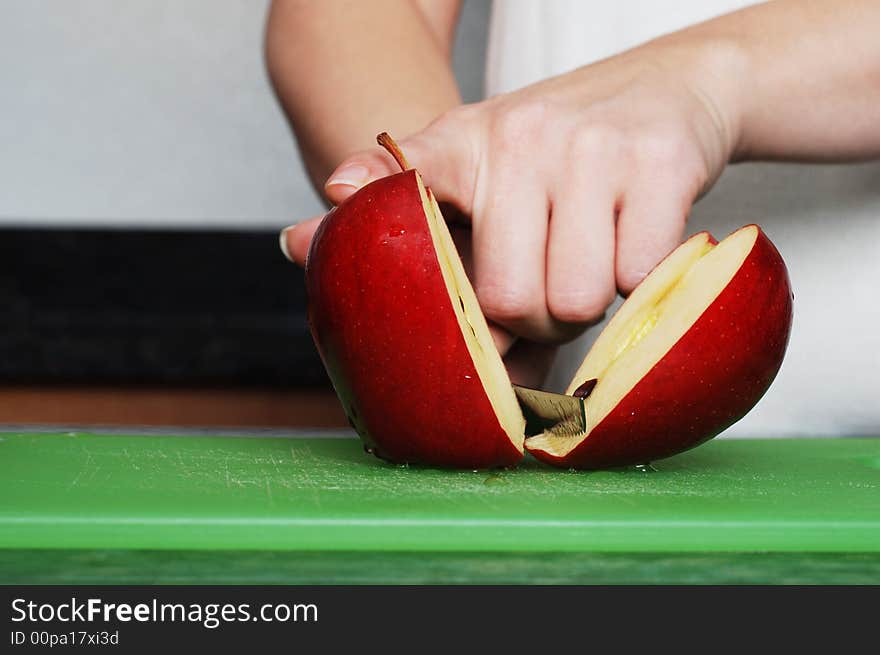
[305,135,524,468]
[525,224,794,469]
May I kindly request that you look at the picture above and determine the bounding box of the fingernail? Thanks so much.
[279,226,295,262]
[326,164,371,190]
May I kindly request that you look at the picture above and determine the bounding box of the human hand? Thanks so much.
[282,37,744,384]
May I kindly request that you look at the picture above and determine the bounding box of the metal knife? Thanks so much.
[513,385,587,437]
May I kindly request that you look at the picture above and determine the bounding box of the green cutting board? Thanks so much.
[1,432,878,583]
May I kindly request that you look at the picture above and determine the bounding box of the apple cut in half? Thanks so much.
[305,135,525,468]
[305,133,793,470]
[525,225,794,469]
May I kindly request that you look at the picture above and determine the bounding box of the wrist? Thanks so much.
[650,32,753,166]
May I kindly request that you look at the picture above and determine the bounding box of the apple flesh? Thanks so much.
[525,225,794,469]
[305,139,524,468]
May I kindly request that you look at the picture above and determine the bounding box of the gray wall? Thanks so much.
[0,0,489,228]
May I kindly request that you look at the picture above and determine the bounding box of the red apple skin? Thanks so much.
[305,170,522,468]
[527,226,793,469]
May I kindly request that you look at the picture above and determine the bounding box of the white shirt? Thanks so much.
[486,0,880,437]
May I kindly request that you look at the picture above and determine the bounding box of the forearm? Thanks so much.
[665,0,880,162]
[265,0,462,193]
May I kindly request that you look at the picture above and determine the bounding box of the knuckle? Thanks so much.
[615,262,650,295]
[568,123,627,164]
[407,108,481,206]
[477,283,542,325]
[547,285,615,324]
[444,103,481,127]
[430,103,478,136]
[616,273,641,295]
[491,98,551,144]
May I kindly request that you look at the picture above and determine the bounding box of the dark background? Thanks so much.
[0,228,325,387]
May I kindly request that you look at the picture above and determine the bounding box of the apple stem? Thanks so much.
[573,378,598,400]
[377,132,410,172]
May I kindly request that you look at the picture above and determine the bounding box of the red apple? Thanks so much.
[305,134,524,468]
[525,225,794,469]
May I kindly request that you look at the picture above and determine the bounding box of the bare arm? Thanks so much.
[664,0,880,162]
[265,0,462,193]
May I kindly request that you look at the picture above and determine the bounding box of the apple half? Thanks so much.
[305,134,793,469]
[524,225,794,468]
[305,135,525,468]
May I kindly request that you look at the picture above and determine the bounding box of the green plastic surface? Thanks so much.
[1,432,878,554]
[2,551,878,585]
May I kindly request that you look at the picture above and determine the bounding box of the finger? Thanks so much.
[546,167,618,326]
[325,117,477,214]
[615,178,691,295]
[489,323,517,357]
[280,215,324,266]
[396,118,477,214]
[449,224,474,277]
[503,340,558,388]
[324,148,402,205]
[472,167,552,342]
[450,222,517,357]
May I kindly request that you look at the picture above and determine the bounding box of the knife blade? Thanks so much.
[513,385,587,437]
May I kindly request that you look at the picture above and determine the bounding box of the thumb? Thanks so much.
[282,145,407,268]
[279,215,323,267]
